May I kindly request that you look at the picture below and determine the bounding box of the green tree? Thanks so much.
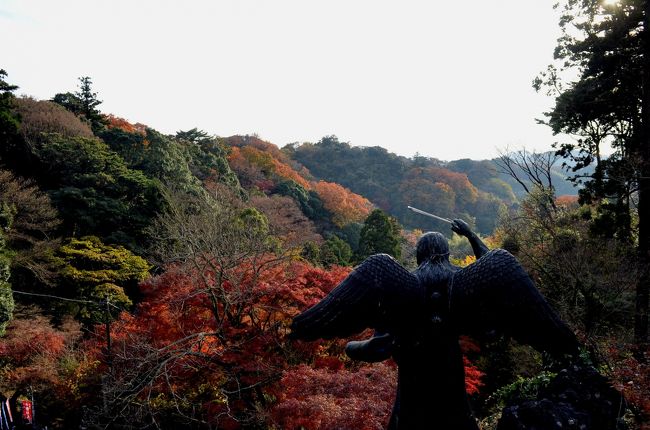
[140,129,203,194]
[49,236,150,322]
[51,92,83,117]
[536,2,639,239]
[356,209,402,261]
[338,222,363,253]
[175,127,210,144]
[0,69,20,162]
[30,135,161,250]
[175,132,242,191]
[101,127,242,194]
[496,188,636,340]
[99,126,148,167]
[320,235,353,267]
[537,0,650,344]
[301,241,322,265]
[76,77,101,119]
[52,76,105,133]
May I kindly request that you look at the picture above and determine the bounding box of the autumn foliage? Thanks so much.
[555,194,579,208]
[225,136,374,230]
[228,141,312,191]
[459,336,484,395]
[5,70,644,429]
[0,308,82,396]
[83,257,356,427]
[250,195,323,247]
[607,345,650,428]
[71,250,490,428]
[272,363,397,430]
[103,113,147,135]
[313,180,373,227]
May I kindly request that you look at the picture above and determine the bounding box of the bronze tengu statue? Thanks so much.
[290,220,580,429]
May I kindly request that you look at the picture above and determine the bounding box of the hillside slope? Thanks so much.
[286,136,512,234]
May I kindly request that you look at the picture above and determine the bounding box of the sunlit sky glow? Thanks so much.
[1,0,565,161]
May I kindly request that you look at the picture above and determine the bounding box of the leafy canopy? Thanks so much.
[49,236,150,322]
[357,209,402,261]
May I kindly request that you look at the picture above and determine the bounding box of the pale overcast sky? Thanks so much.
[0,0,564,161]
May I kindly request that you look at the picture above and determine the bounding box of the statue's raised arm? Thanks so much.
[451,218,489,259]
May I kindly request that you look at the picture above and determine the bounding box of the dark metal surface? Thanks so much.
[290,225,580,429]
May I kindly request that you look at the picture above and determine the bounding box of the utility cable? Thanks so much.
[11,290,98,305]
[11,290,129,311]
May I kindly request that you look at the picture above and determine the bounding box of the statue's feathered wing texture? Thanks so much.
[290,254,423,341]
[450,249,579,357]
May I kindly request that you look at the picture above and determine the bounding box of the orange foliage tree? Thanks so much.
[224,137,379,232]
[313,181,373,227]
[427,167,479,207]
[555,194,579,208]
[85,257,353,428]
[271,363,397,430]
[0,309,78,390]
[83,252,485,428]
[103,114,146,135]
[227,146,272,190]
[77,188,356,427]
[227,141,312,191]
[0,307,84,426]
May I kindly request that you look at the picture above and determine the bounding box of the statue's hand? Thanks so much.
[451,219,473,237]
[345,332,395,363]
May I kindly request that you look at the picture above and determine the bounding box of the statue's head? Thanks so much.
[416,232,449,265]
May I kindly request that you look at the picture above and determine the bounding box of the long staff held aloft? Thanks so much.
[407,205,452,224]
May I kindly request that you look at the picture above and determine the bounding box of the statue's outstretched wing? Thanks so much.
[450,249,579,357]
[290,254,423,341]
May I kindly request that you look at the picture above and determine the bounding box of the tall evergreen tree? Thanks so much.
[0,69,20,155]
[52,76,105,133]
[537,0,650,344]
[356,209,402,261]
[76,77,101,117]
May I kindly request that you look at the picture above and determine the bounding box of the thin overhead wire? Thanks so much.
[12,290,98,305]
[11,290,128,311]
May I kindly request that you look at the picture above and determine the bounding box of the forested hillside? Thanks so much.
[286,137,587,235]
[0,65,648,430]
[0,71,451,429]
[447,156,585,199]
[285,136,510,234]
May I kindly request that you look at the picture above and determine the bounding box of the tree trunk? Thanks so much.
[635,0,650,348]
